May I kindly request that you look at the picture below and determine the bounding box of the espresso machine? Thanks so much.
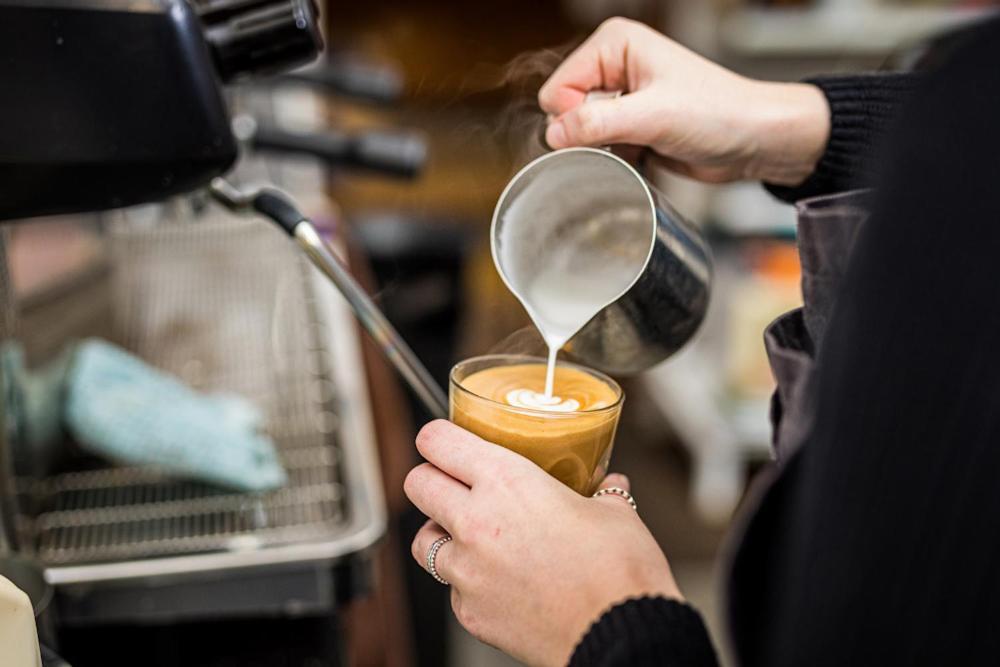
[0,1,439,663]
[1,0,305,219]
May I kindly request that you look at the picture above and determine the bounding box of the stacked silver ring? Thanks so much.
[426,535,453,585]
[592,486,638,511]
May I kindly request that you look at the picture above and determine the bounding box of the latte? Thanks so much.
[450,356,622,495]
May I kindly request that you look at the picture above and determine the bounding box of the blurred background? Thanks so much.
[0,0,995,665]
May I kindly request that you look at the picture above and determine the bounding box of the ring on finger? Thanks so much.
[592,486,638,511]
[426,535,453,585]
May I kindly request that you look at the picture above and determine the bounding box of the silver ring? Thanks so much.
[592,486,638,511]
[426,535,453,585]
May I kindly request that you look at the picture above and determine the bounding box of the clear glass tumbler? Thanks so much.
[449,354,623,495]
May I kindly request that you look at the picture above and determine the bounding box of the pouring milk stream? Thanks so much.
[521,90,638,409]
[520,89,632,409]
[492,165,649,412]
[515,258,641,410]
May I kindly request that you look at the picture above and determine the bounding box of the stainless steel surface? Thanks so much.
[209,177,257,209]
[8,217,385,585]
[0,230,15,340]
[209,177,448,419]
[492,147,712,375]
[294,223,448,419]
[0,230,19,554]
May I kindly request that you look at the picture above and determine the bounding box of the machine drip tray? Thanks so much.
[9,218,385,619]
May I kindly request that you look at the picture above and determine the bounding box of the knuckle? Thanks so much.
[493,467,517,491]
[575,106,604,143]
[598,16,623,32]
[415,419,449,452]
[599,16,633,34]
[453,511,478,542]
[410,535,424,564]
[457,514,504,550]
[493,460,530,491]
[402,463,425,498]
[538,81,554,108]
[457,509,494,548]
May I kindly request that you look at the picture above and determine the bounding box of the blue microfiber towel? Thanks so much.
[64,339,286,492]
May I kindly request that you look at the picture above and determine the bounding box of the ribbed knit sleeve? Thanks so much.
[766,73,921,203]
[569,597,718,667]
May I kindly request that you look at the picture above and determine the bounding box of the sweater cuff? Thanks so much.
[569,596,718,667]
[766,73,921,203]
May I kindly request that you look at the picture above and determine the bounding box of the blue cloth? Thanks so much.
[64,339,286,491]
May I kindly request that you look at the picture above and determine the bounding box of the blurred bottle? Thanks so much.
[746,0,816,7]
[725,241,802,399]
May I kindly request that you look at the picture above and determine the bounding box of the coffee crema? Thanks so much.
[450,360,622,495]
[460,363,616,413]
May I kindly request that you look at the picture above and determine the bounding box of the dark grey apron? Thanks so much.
[765,190,870,460]
[724,190,871,660]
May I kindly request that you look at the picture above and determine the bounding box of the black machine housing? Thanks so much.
[0,0,322,221]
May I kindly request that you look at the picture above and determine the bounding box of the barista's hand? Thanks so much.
[539,17,830,186]
[404,420,681,667]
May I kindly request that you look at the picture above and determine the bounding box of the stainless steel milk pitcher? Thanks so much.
[491,147,712,375]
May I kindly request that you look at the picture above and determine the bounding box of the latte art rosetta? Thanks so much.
[458,363,617,413]
[506,389,581,412]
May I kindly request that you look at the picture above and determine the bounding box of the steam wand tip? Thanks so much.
[208,179,305,236]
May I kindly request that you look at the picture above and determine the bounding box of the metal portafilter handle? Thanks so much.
[251,125,428,179]
[209,179,449,420]
[198,0,324,83]
[278,57,405,105]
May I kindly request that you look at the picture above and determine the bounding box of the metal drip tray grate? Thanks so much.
[29,448,342,564]
[15,218,377,575]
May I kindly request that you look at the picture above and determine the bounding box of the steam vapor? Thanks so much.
[494,45,575,166]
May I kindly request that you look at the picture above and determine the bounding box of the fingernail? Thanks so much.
[546,120,567,148]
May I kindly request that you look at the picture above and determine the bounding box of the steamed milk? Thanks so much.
[514,254,639,410]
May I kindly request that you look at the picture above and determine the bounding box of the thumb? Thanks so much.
[545,92,653,149]
[597,472,630,493]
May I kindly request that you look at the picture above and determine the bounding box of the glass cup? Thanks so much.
[449,354,624,495]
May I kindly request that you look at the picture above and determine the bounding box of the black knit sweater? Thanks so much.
[765,73,920,203]
[570,16,1000,667]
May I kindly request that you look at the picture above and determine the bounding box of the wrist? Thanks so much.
[561,567,683,662]
[747,81,830,186]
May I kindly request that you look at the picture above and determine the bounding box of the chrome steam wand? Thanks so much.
[210,178,449,420]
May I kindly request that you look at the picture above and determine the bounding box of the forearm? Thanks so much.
[569,597,718,667]
[764,73,922,202]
